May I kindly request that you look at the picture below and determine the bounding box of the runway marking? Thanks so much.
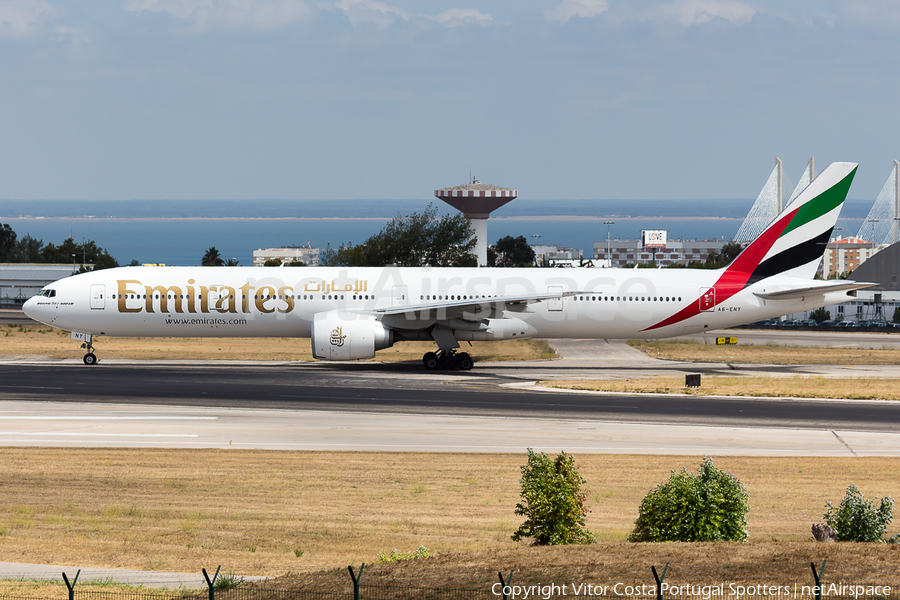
[0,433,200,438]
[0,416,217,420]
[0,385,64,390]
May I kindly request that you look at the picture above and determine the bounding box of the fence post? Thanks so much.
[348,563,365,600]
[62,570,80,600]
[652,564,669,600]
[810,560,826,600]
[202,566,221,600]
[498,570,514,600]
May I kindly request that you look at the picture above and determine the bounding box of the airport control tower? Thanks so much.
[435,179,518,266]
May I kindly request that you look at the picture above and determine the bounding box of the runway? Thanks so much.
[0,399,896,455]
[2,350,900,454]
[3,323,900,454]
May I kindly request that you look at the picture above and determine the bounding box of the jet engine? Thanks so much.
[311,310,393,360]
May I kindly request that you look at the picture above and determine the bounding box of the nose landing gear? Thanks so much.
[422,349,473,371]
[80,341,98,366]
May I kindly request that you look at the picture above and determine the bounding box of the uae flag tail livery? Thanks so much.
[645,162,862,332]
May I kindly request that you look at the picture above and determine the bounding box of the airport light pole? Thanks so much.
[531,234,541,266]
[604,221,614,267]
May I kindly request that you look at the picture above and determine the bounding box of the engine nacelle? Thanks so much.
[311,311,393,361]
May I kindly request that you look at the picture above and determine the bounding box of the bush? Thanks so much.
[824,484,894,542]
[628,457,749,542]
[511,449,596,545]
[810,308,831,323]
[377,545,430,562]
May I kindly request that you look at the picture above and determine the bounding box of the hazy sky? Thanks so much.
[2,0,899,201]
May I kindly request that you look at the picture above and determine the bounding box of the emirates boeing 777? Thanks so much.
[24,161,870,370]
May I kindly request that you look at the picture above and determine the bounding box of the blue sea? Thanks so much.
[0,199,870,266]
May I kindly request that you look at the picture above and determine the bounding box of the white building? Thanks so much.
[780,290,900,324]
[0,264,77,307]
[252,247,319,267]
[821,236,883,278]
[531,244,583,266]
[593,239,727,267]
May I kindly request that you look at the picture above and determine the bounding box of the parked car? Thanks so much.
[835,321,855,327]
[799,319,817,326]
[818,320,836,326]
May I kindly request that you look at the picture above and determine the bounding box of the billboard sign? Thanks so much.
[642,229,667,248]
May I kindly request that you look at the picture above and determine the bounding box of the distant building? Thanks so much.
[531,244,583,266]
[782,290,900,324]
[822,236,882,278]
[0,264,76,307]
[252,247,319,267]
[593,239,726,267]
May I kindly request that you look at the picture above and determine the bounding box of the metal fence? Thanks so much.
[2,562,899,600]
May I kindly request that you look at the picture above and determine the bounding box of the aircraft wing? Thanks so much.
[374,290,579,319]
[753,281,876,301]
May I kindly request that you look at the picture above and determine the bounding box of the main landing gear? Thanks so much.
[81,341,98,366]
[422,349,473,371]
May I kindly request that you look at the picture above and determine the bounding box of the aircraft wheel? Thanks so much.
[440,355,456,370]
[456,352,473,371]
[83,353,97,366]
[423,352,439,370]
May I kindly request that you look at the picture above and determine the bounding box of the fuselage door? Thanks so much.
[90,284,106,310]
[208,286,223,311]
[700,287,716,312]
[547,286,564,311]
[392,285,408,307]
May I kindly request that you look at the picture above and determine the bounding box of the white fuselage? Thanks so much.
[24,265,846,343]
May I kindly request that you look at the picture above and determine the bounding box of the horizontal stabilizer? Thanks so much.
[753,281,876,300]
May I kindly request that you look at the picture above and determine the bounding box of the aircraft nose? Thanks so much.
[22,296,37,320]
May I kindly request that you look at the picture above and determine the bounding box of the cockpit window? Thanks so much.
[38,289,56,298]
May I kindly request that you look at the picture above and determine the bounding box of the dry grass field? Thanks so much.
[629,338,900,365]
[3,330,900,592]
[0,324,556,363]
[542,376,900,400]
[0,449,898,587]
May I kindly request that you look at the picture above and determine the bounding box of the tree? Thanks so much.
[263,258,282,267]
[13,234,43,262]
[320,204,476,267]
[511,449,596,545]
[810,307,831,323]
[0,223,16,261]
[225,258,241,267]
[824,484,894,542]
[202,247,224,266]
[0,224,118,268]
[489,236,536,267]
[628,457,749,542]
[704,242,744,269]
[721,242,743,263]
[40,238,118,270]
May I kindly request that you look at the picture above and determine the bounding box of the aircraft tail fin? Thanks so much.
[725,161,858,284]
